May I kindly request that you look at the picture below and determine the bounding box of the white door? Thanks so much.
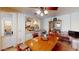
[0,13,17,49]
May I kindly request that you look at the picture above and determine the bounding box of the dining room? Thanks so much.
[0,7,79,51]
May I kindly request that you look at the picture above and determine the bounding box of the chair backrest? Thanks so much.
[16,43,32,51]
[32,32,38,38]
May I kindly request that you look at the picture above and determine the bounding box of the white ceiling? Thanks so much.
[55,7,79,16]
[12,7,57,14]
[12,7,79,18]
[12,7,58,18]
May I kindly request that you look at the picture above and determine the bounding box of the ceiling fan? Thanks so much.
[34,7,58,16]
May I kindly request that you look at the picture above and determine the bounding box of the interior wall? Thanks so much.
[56,14,71,32]
[0,11,43,49]
[0,17,1,50]
[0,15,1,35]
[43,11,79,33]
[0,8,47,49]
[71,12,79,31]
[17,13,25,44]
[57,12,79,32]
[42,17,54,33]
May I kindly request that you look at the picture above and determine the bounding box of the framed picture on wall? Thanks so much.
[25,17,40,32]
[4,20,13,36]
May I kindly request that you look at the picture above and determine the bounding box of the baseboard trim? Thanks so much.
[1,46,14,51]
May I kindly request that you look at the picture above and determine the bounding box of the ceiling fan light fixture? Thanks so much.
[40,13,44,16]
[36,10,41,15]
[44,10,48,14]
[35,7,49,16]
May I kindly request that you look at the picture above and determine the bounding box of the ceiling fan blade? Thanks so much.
[46,7,58,10]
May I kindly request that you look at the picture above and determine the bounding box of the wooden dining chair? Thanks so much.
[16,43,32,51]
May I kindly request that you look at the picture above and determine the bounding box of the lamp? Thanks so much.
[36,7,48,16]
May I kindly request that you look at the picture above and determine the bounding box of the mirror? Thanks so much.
[4,20,13,36]
[49,19,62,33]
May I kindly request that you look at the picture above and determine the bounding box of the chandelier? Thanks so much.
[35,7,48,16]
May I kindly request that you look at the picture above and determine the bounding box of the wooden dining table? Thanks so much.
[24,34,59,51]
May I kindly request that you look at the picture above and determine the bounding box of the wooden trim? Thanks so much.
[1,46,13,51]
